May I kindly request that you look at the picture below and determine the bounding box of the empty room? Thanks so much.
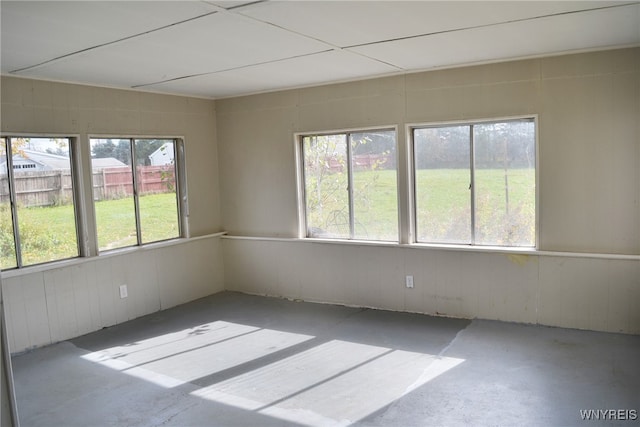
[1,1,639,426]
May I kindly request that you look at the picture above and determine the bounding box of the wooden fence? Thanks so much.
[0,166,175,207]
[91,166,175,201]
[0,170,73,207]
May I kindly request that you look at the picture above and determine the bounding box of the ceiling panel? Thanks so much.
[0,0,219,72]
[239,1,629,48]
[205,1,260,9]
[1,1,638,99]
[17,12,332,88]
[350,4,640,71]
[143,50,400,98]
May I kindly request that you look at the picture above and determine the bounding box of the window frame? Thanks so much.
[1,134,82,269]
[408,115,539,248]
[88,136,187,253]
[0,133,189,271]
[295,126,400,242]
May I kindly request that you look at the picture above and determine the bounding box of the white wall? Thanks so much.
[0,76,221,236]
[0,48,638,356]
[1,77,225,353]
[217,48,640,334]
[1,272,17,427]
[223,238,639,334]
[2,236,224,353]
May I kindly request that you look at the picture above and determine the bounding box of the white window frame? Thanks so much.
[0,133,189,271]
[407,115,539,248]
[1,134,83,269]
[88,136,188,253]
[295,126,400,241]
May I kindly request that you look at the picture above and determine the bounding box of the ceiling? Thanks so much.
[1,1,639,99]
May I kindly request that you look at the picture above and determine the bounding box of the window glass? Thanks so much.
[5,137,78,266]
[413,119,536,247]
[90,137,181,251]
[303,134,349,239]
[134,139,180,243]
[473,121,535,246]
[350,130,398,241]
[90,138,137,250]
[302,130,398,241]
[414,126,471,244]
[2,135,183,268]
[0,138,17,269]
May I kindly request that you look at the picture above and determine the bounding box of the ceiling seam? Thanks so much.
[208,1,639,74]
[226,3,341,51]
[342,2,640,50]
[200,0,268,11]
[4,1,637,98]
[223,2,406,72]
[130,49,335,89]
[8,11,220,74]
[224,0,269,11]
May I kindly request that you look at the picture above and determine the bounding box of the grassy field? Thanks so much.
[1,202,78,268]
[2,169,535,269]
[94,193,180,250]
[306,168,535,245]
[1,193,179,269]
[415,168,535,245]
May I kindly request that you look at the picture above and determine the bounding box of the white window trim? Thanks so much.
[1,133,83,268]
[406,115,539,249]
[0,133,189,270]
[87,135,188,254]
[295,125,400,241]
[295,119,539,249]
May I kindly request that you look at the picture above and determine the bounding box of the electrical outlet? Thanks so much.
[405,275,414,289]
[119,284,128,299]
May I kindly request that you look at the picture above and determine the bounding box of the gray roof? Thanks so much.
[1,150,127,170]
[91,157,128,168]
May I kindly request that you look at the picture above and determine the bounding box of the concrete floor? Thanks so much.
[11,291,640,427]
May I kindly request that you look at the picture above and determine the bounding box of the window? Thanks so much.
[412,118,536,247]
[299,129,398,241]
[1,137,79,269]
[90,138,180,251]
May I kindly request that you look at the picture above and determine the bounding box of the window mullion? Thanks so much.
[130,139,142,245]
[469,125,476,245]
[346,133,355,239]
[5,139,22,267]
[76,135,98,257]
[68,138,84,257]
[175,139,188,238]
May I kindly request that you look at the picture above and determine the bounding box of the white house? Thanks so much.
[148,142,174,166]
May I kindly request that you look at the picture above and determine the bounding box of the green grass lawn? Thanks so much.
[306,168,535,245]
[2,169,535,270]
[1,202,79,268]
[93,193,179,250]
[415,168,535,245]
[305,169,399,240]
[1,192,179,269]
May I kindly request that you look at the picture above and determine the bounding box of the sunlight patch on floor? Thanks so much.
[81,321,464,426]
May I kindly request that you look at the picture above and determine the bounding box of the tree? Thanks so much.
[414,126,470,169]
[114,140,131,165]
[91,140,116,159]
[45,138,70,156]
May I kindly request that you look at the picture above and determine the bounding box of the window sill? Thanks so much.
[221,235,640,261]
[1,232,227,278]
